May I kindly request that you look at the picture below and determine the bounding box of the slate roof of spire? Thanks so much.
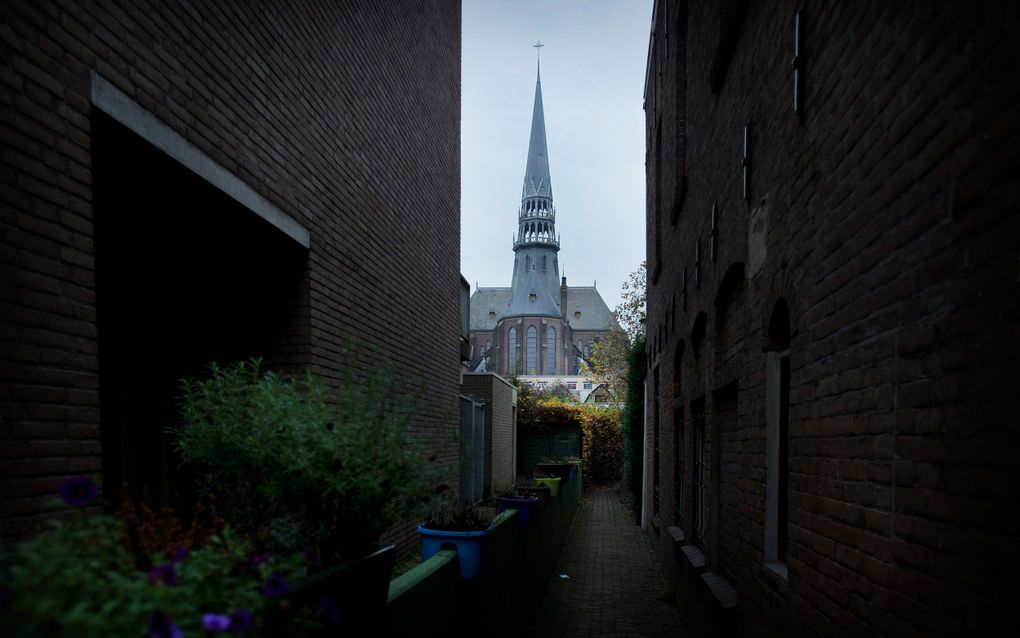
[522,66,552,200]
[506,268,562,317]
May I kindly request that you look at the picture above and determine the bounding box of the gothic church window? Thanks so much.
[526,326,537,374]
[546,326,556,373]
[508,328,518,374]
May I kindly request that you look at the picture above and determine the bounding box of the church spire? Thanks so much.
[522,44,552,201]
[508,45,561,319]
[514,50,558,253]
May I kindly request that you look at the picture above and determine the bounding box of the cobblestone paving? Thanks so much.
[533,486,686,637]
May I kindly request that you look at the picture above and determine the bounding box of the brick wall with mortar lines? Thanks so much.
[645,1,1018,636]
[0,0,462,557]
[460,372,516,493]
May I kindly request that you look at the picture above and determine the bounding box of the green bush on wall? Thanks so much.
[579,408,623,483]
[620,336,646,510]
[521,400,622,483]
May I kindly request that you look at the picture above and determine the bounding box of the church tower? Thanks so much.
[507,60,562,318]
[467,49,617,382]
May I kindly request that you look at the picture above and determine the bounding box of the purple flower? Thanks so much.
[202,613,231,632]
[148,611,183,638]
[148,562,178,586]
[319,597,343,624]
[229,609,253,633]
[260,571,288,598]
[58,475,99,507]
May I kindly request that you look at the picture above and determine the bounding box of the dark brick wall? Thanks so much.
[0,0,461,558]
[645,1,1019,636]
[460,372,517,492]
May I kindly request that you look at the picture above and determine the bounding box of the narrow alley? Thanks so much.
[534,486,685,637]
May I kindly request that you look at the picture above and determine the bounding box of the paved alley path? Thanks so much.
[533,486,686,637]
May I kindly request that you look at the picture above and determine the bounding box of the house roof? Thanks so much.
[470,287,511,330]
[564,286,617,331]
[469,284,617,332]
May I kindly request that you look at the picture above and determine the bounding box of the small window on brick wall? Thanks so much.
[674,405,685,527]
[692,397,706,547]
[765,299,791,578]
[671,1,689,224]
[653,366,662,518]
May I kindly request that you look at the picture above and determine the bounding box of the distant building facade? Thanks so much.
[644,1,1018,636]
[469,63,616,379]
[0,1,462,557]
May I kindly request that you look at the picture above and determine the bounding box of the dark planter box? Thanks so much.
[518,484,552,509]
[282,543,396,635]
[494,495,540,528]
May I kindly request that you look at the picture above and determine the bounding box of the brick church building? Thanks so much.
[643,1,1018,636]
[468,60,616,379]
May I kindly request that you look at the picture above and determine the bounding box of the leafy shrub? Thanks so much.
[521,398,623,484]
[620,336,647,511]
[578,408,623,483]
[511,376,577,428]
[172,358,434,564]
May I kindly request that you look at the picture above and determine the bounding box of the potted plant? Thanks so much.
[537,456,575,482]
[491,483,540,528]
[563,456,582,482]
[417,501,495,579]
[0,476,311,637]
[534,471,562,498]
[515,478,552,509]
[172,358,436,630]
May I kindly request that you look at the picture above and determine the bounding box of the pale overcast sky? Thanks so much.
[460,0,652,312]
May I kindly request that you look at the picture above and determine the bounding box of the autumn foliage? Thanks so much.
[516,383,623,484]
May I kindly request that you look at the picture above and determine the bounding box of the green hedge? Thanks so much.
[620,336,646,514]
[524,402,622,484]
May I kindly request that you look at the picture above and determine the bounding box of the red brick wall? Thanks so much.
[645,1,1019,635]
[0,0,462,558]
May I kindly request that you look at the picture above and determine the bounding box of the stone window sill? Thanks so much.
[667,526,685,544]
[680,544,705,571]
[701,571,738,609]
[764,561,788,584]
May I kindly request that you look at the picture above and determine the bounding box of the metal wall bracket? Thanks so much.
[710,203,718,262]
[742,121,752,202]
[694,239,702,289]
[792,9,803,114]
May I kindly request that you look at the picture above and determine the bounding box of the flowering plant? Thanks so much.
[172,358,434,564]
[0,482,306,637]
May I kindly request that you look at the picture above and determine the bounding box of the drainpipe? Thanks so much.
[641,379,649,529]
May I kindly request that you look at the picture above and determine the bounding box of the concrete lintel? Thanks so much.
[90,72,311,249]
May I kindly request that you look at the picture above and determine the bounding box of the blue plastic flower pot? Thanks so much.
[418,525,492,579]
[494,495,540,528]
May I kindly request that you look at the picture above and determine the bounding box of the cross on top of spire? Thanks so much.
[534,40,543,71]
